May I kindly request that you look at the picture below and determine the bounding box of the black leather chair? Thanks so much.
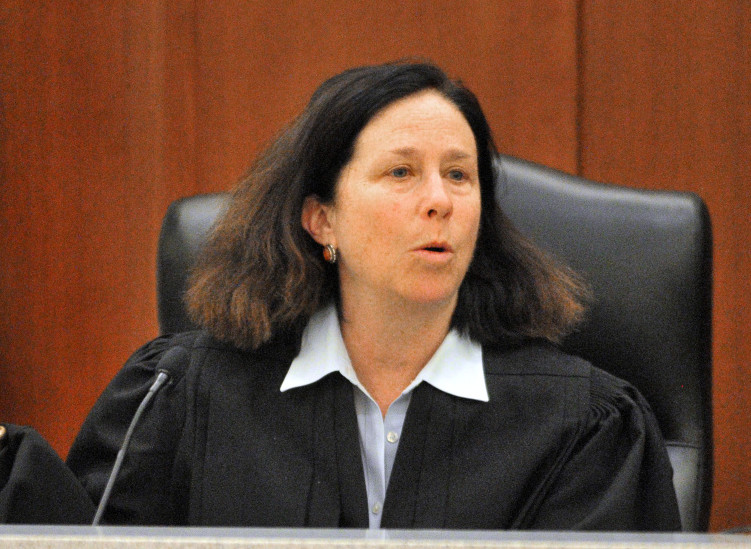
[156,154,713,531]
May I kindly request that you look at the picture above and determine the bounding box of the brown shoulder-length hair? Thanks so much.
[186,61,589,351]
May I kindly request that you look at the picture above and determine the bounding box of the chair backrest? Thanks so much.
[156,154,712,531]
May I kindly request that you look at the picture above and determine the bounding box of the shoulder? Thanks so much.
[124,330,299,370]
[114,331,300,399]
[483,340,637,394]
[483,340,590,378]
[481,341,652,426]
[126,330,241,362]
[71,332,297,453]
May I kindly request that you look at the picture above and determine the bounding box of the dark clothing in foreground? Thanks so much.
[57,331,680,529]
[0,425,95,523]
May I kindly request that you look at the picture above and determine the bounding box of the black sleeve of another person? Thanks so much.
[0,424,95,524]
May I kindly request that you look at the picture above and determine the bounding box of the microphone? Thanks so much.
[91,346,188,526]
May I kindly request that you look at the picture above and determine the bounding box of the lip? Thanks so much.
[411,242,455,264]
[413,241,453,253]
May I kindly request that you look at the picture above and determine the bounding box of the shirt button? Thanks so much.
[372,502,382,514]
[386,431,399,443]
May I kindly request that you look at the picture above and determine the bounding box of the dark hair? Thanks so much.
[186,61,589,350]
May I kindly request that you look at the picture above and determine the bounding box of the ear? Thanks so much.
[301,195,336,247]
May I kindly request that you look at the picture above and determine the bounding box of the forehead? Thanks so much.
[351,90,477,157]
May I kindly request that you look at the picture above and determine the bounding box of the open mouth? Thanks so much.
[418,242,452,254]
[413,243,453,263]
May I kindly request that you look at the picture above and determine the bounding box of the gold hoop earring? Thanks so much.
[323,244,337,264]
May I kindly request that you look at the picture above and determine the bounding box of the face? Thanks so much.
[303,90,481,313]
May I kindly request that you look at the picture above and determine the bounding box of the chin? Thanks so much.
[399,286,460,308]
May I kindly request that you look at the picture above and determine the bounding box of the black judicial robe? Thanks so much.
[65,331,681,530]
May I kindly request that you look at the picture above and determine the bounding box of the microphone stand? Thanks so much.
[91,370,170,526]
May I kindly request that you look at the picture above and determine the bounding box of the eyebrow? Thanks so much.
[385,147,475,161]
[444,150,474,162]
[386,147,418,158]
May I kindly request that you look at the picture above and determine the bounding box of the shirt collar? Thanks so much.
[280,303,488,402]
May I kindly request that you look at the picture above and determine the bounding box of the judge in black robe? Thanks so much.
[63,331,681,530]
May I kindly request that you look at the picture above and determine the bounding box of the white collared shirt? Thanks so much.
[280,304,488,528]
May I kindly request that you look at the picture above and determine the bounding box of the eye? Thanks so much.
[390,167,409,178]
[448,169,467,181]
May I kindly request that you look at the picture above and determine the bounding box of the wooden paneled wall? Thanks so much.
[0,1,748,531]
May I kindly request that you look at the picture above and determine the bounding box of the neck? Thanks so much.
[339,295,456,416]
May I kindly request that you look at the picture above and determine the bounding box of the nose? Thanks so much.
[422,170,453,219]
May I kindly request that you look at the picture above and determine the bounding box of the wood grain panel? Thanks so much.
[0,1,197,452]
[190,0,580,190]
[578,0,751,531]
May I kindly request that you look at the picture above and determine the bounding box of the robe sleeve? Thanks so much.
[66,334,194,525]
[0,424,95,523]
[526,367,682,531]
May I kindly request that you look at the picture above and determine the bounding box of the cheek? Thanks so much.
[458,195,482,239]
[377,201,408,233]
[333,195,404,257]
[341,195,405,238]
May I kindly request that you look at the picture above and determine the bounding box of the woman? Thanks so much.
[66,62,681,530]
